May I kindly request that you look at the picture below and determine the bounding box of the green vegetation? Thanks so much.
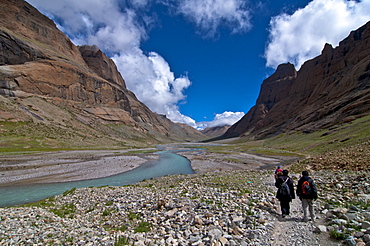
[63,188,76,196]
[105,200,114,206]
[50,203,76,218]
[17,196,57,208]
[128,212,141,220]
[114,235,130,246]
[329,229,348,240]
[122,149,157,155]
[134,221,152,233]
[263,114,370,155]
[102,208,117,216]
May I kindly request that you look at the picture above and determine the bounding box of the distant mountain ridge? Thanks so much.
[0,0,205,149]
[201,125,230,138]
[225,21,370,139]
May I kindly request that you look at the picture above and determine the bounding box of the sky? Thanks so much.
[27,0,370,130]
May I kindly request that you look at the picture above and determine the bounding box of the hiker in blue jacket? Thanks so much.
[275,169,295,218]
[296,171,318,222]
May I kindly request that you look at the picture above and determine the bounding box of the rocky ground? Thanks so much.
[0,145,369,245]
[0,149,157,185]
[0,168,369,245]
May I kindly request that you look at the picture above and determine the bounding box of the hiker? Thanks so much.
[296,171,318,222]
[275,169,295,218]
[274,165,283,180]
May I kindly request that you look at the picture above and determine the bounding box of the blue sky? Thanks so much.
[28,0,370,129]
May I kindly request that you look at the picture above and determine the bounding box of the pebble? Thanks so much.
[0,169,369,245]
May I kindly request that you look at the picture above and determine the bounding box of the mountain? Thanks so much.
[0,0,206,150]
[201,125,230,138]
[225,21,370,139]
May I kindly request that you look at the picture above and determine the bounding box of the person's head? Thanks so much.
[277,171,283,177]
[282,169,289,176]
[302,171,309,176]
[277,166,280,169]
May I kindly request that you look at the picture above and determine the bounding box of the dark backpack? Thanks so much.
[279,178,290,196]
[302,180,312,196]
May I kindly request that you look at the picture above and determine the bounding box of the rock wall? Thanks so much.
[225,21,370,139]
[0,0,206,142]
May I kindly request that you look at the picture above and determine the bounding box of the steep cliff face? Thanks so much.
[0,0,205,146]
[225,21,370,139]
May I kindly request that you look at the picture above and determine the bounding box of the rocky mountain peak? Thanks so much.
[225,21,370,139]
[0,0,206,146]
[263,63,297,84]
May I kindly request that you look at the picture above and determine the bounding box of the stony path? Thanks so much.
[265,177,338,246]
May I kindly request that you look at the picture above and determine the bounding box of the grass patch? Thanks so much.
[128,212,141,220]
[264,115,370,155]
[114,235,130,246]
[19,197,55,208]
[329,229,348,240]
[123,149,157,155]
[102,208,117,216]
[50,203,76,218]
[63,188,76,196]
[134,221,152,233]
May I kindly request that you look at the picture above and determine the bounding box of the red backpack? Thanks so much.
[302,180,312,195]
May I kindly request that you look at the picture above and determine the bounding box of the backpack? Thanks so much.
[302,180,312,196]
[279,178,290,196]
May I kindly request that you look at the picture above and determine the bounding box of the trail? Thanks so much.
[266,179,339,246]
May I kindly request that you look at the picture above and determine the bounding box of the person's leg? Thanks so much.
[308,199,315,221]
[302,198,309,221]
[281,200,289,217]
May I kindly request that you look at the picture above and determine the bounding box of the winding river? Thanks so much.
[0,151,194,207]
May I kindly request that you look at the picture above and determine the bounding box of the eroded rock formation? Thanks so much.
[225,21,370,139]
[0,0,205,144]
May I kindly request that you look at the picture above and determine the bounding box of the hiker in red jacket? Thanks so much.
[275,169,295,218]
[274,165,283,180]
[296,171,318,222]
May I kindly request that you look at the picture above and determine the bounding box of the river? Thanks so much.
[0,151,194,207]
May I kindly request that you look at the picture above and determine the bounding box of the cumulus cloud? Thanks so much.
[28,0,195,126]
[265,0,370,69]
[197,111,245,130]
[112,50,193,126]
[175,0,252,37]
[27,0,251,127]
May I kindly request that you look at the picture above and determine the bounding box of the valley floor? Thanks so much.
[0,146,295,186]
[0,149,157,186]
[0,147,369,245]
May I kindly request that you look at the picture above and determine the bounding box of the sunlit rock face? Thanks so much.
[225,21,370,139]
[0,0,206,142]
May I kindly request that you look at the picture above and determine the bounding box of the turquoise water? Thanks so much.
[0,151,194,207]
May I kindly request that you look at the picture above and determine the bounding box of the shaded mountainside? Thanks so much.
[0,0,206,150]
[225,21,370,140]
[201,125,230,138]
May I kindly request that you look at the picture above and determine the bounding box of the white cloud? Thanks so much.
[265,0,370,69]
[28,0,195,126]
[175,0,252,37]
[112,51,192,125]
[197,111,245,130]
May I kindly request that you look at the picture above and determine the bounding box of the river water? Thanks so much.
[0,151,194,207]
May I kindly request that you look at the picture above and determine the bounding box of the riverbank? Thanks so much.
[0,149,157,186]
[0,147,295,186]
[181,149,297,173]
[2,169,369,245]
